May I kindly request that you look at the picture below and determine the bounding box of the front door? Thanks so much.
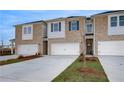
[86,39,93,55]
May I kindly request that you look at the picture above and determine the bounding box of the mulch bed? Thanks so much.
[85,57,98,61]
[0,55,42,66]
[79,56,98,62]
[17,55,41,60]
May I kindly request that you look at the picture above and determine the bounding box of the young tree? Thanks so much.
[80,18,86,67]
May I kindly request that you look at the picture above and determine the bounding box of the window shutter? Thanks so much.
[59,22,61,31]
[77,21,79,30]
[51,23,53,32]
[69,22,71,31]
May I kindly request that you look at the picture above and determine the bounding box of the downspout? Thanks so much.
[43,21,49,55]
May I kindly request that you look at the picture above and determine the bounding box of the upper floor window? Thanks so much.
[24,27,27,34]
[69,21,79,31]
[51,22,61,32]
[23,26,32,34]
[86,23,92,33]
[119,16,124,26]
[110,16,117,27]
[22,25,33,40]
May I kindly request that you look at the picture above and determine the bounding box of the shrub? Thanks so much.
[18,55,24,59]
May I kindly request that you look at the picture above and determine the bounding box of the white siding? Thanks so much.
[22,25,33,40]
[108,13,124,35]
[48,21,65,38]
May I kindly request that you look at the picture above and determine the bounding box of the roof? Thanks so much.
[67,16,84,18]
[14,20,45,26]
[14,16,84,26]
[92,10,124,17]
[45,17,65,22]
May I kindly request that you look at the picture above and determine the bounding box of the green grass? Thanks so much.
[52,58,109,82]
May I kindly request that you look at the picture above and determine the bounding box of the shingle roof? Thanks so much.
[92,10,124,16]
[67,16,83,18]
[45,17,65,22]
[14,20,45,26]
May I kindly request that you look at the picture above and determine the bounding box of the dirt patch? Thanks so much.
[63,77,70,81]
[77,67,105,77]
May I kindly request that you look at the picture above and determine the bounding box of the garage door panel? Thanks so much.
[51,43,80,55]
[98,41,124,56]
[18,44,38,55]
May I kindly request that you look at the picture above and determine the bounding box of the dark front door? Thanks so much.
[43,41,48,55]
[86,39,93,55]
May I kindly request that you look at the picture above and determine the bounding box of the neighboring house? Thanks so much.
[46,16,85,55]
[15,10,124,56]
[9,39,15,54]
[15,20,47,55]
[92,10,124,56]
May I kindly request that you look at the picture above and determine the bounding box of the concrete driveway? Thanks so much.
[0,55,78,82]
[99,56,124,82]
[0,55,18,61]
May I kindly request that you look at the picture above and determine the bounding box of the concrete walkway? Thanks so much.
[0,55,18,61]
[99,56,124,82]
[0,55,78,82]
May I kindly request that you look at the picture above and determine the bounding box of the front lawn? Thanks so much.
[0,55,41,66]
[52,57,109,82]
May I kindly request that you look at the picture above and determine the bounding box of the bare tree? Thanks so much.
[82,34,86,67]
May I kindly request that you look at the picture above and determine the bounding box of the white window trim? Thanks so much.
[53,22,59,32]
[48,21,65,38]
[110,16,117,27]
[119,16,124,26]
[22,24,33,40]
[51,22,61,32]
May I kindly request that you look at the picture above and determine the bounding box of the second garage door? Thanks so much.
[51,43,80,55]
[17,44,38,55]
[98,41,124,56]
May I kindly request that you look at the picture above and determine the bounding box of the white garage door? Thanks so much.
[98,41,124,56]
[17,44,38,55]
[51,43,80,55]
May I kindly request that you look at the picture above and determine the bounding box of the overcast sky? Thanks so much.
[0,10,107,45]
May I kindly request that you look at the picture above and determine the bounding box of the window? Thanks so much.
[71,21,78,30]
[119,16,124,26]
[23,26,32,34]
[69,21,79,31]
[110,16,117,27]
[51,22,61,32]
[28,26,31,34]
[24,27,27,34]
[86,24,92,33]
[53,23,59,32]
